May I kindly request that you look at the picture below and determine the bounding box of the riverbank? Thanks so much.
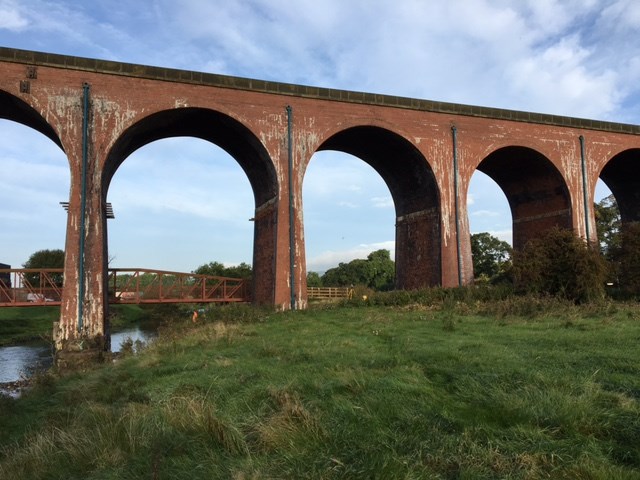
[1,299,639,478]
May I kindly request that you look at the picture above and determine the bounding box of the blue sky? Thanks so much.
[0,0,638,273]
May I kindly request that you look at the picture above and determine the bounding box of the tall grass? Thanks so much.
[1,300,639,479]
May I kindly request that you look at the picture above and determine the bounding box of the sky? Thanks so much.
[0,0,638,273]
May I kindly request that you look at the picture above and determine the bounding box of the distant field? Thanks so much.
[1,298,639,479]
[0,304,155,346]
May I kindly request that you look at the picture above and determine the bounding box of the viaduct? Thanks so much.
[0,47,639,357]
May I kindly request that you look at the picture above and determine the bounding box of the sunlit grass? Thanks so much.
[1,299,639,479]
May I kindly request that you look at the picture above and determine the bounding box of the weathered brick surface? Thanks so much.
[1,48,639,350]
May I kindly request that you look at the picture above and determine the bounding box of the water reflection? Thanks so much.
[0,343,52,383]
[0,327,155,386]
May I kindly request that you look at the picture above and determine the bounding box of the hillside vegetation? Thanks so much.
[1,293,639,479]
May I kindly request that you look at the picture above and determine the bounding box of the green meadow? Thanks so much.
[1,295,639,479]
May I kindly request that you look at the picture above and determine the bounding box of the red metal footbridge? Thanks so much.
[0,268,250,307]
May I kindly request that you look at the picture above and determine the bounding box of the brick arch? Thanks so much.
[312,125,441,288]
[102,107,280,305]
[102,107,277,206]
[476,146,572,251]
[598,148,640,223]
[0,89,63,150]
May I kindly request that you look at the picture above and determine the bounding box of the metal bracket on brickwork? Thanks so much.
[451,125,463,287]
[579,135,591,243]
[286,105,296,310]
[26,66,37,79]
[19,80,30,94]
[78,82,91,332]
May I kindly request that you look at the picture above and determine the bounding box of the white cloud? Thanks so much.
[0,2,28,31]
[467,194,475,206]
[371,196,393,209]
[506,35,619,118]
[489,230,513,245]
[601,0,640,31]
[471,210,501,218]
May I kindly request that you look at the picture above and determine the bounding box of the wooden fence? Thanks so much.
[307,286,353,300]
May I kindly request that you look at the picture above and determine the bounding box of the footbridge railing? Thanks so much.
[0,268,64,306]
[108,268,249,304]
[0,268,250,306]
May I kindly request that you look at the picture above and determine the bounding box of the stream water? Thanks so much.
[0,327,156,386]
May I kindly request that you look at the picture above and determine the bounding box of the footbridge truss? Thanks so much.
[0,268,249,307]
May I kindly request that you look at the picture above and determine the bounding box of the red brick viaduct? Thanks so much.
[1,47,639,355]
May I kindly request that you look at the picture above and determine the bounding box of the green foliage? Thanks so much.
[22,249,65,270]
[321,249,395,290]
[512,227,607,303]
[593,196,640,296]
[595,194,621,258]
[470,232,512,281]
[306,271,322,287]
[193,261,252,279]
[611,222,640,297]
[22,249,64,286]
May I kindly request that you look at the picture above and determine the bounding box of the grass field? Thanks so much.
[1,296,639,479]
[0,304,157,346]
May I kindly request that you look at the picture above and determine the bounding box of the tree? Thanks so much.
[610,222,640,297]
[223,262,252,279]
[306,271,323,287]
[22,249,65,286]
[594,194,621,258]
[470,232,511,280]
[321,249,395,290]
[193,261,252,279]
[512,227,607,303]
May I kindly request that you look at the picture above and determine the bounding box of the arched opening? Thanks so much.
[0,92,67,275]
[303,151,396,287]
[107,138,254,271]
[467,170,512,281]
[595,150,639,291]
[104,108,278,304]
[311,126,441,289]
[598,149,640,224]
[476,146,571,252]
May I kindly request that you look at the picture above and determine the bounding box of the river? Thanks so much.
[0,327,156,388]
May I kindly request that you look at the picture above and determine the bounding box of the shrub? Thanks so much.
[512,228,607,303]
[610,222,640,297]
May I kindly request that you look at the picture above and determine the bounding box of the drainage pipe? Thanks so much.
[78,83,90,332]
[579,135,591,243]
[286,105,296,310]
[451,126,463,286]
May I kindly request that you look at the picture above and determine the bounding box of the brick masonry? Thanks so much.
[0,47,639,350]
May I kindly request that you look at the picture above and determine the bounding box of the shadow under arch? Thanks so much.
[0,90,63,149]
[476,146,572,251]
[317,125,441,289]
[103,107,279,304]
[599,148,640,224]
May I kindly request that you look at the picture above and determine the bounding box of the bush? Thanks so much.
[512,228,607,303]
[611,222,640,297]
